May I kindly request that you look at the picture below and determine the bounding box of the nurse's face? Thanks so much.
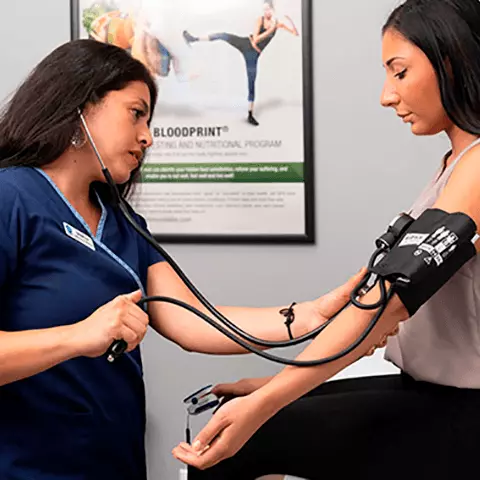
[84,81,153,184]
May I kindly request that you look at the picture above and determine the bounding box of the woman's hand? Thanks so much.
[307,268,401,355]
[211,376,273,399]
[295,268,367,337]
[172,393,271,470]
[249,35,262,53]
[70,290,148,358]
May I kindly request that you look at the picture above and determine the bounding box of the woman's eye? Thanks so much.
[132,108,144,120]
[395,69,407,80]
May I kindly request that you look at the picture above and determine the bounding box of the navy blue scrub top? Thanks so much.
[0,167,165,480]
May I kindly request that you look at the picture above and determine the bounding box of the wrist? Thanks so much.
[62,323,85,358]
[287,301,317,338]
[249,386,282,420]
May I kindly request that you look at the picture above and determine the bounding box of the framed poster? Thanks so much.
[71,0,315,243]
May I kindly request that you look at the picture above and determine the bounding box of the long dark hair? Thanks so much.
[383,0,480,135]
[0,39,157,199]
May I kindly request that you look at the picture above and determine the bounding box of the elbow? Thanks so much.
[366,295,410,356]
[390,295,410,322]
[151,323,195,353]
[168,332,198,353]
[380,294,410,337]
[0,373,11,388]
[179,341,194,353]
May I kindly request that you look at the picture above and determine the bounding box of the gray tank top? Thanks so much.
[384,137,480,388]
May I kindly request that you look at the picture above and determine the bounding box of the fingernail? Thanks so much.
[193,440,202,451]
[197,445,210,456]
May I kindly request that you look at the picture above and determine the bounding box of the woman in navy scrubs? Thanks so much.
[0,39,358,480]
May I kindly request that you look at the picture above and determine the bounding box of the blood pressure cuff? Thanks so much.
[370,208,478,316]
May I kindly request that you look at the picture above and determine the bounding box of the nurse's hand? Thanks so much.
[71,290,149,358]
[172,393,268,470]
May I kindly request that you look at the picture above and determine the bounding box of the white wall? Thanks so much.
[0,1,450,479]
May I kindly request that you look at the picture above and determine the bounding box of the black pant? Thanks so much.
[188,373,480,479]
[208,33,260,102]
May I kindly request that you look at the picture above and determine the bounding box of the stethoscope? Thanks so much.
[79,110,404,367]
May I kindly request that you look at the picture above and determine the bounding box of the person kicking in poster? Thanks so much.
[182,0,299,126]
[133,0,200,83]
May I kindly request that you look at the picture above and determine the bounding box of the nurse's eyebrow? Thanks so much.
[138,99,150,116]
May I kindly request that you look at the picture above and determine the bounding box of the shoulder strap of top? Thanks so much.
[449,137,480,171]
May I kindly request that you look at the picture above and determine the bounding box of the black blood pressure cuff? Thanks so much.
[371,208,478,316]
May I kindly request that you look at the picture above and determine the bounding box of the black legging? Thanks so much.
[208,33,261,102]
[188,372,480,479]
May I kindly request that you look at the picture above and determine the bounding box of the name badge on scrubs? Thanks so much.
[63,223,96,251]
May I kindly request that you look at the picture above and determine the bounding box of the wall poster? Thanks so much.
[71,0,315,243]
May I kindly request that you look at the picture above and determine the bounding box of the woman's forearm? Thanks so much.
[249,37,262,53]
[252,25,276,44]
[279,24,298,36]
[0,326,79,387]
[165,301,317,355]
[148,263,368,357]
[147,262,323,355]
[252,288,408,417]
[282,16,299,35]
